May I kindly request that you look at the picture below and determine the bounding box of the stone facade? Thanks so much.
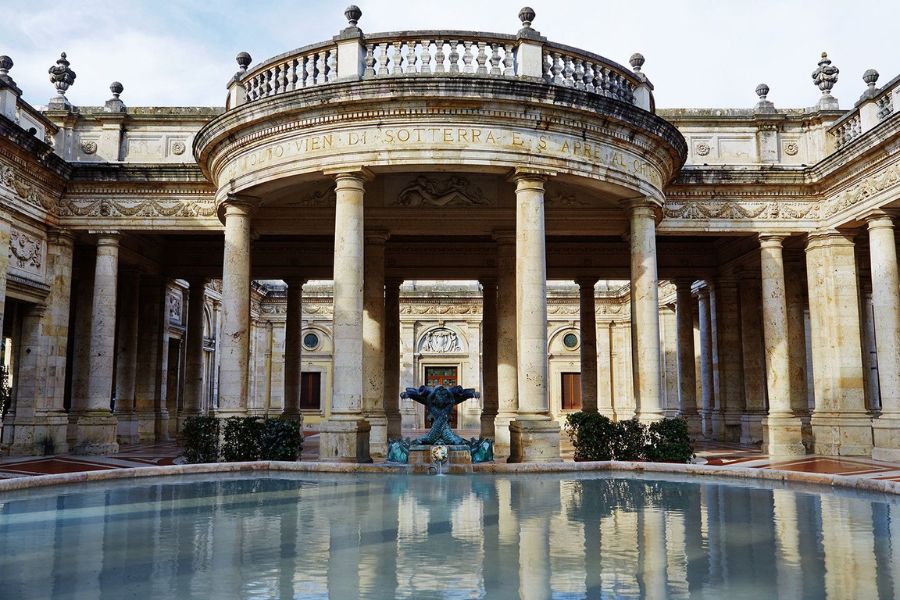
[0,7,898,461]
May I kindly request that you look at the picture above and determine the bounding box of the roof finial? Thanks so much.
[105,81,126,113]
[48,52,76,109]
[811,51,839,110]
[0,55,20,93]
[344,5,362,27]
[859,68,879,102]
[754,83,775,113]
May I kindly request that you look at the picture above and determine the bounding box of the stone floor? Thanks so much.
[2,432,900,482]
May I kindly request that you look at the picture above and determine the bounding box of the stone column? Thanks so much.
[0,213,9,338]
[384,278,402,439]
[180,278,206,428]
[134,276,166,441]
[494,232,518,456]
[760,234,805,455]
[577,278,599,413]
[806,231,872,456]
[320,170,371,462]
[738,270,766,445]
[713,276,744,441]
[627,199,663,421]
[480,278,499,437]
[675,279,700,435]
[114,271,140,444]
[867,213,900,461]
[282,277,305,422]
[508,171,560,463]
[73,233,120,454]
[697,287,715,437]
[784,256,811,421]
[363,230,388,458]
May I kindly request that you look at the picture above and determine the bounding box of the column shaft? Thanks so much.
[578,279,599,413]
[480,278,499,437]
[181,279,206,425]
[114,271,140,444]
[282,278,304,420]
[0,214,9,340]
[384,279,402,438]
[362,232,388,458]
[675,279,700,434]
[738,271,766,444]
[713,276,744,441]
[628,200,663,421]
[494,234,518,455]
[698,288,715,437]
[134,276,166,441]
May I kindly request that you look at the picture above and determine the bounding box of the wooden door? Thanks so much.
[424,366,459,428]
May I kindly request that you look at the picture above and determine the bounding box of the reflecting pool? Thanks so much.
[0,472,898,599]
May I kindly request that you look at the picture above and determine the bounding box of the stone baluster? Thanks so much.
[420,39,432,74]
[490,43,502,75]
[363,45,376,78]
[448,40,460,73]
[563,56,575,87]
[476,42,489,75]
[404,42,417,74]
[573,59,585,90]
[462,41,474,74]
[433,39,446,73]
[503,43,515,76]
[551,52,564,84]
[377,42,389,76]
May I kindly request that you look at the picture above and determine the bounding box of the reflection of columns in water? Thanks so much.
[513,478,554,600]
[638,503,668,600]
[772,489,803,599]
[819,495,878,599]
[664,509,689,597]
[494,478,520,591]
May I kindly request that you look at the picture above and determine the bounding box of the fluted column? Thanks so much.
[74,232,120,454]
[738,270,766,445]
[578,278,599,413]
[282,278,305,422]
[759,234,805,455]
[508,171,560,463]
[114,271,140,444]
[218,197,254,417]
[384,278,402,439]
[867,213,900,462]
[697,287,715,438]
[627,199,663,421]
[675,279,700,435]
[479,278,499,437]
[494,232,518,456]
[180,278,206,427]
[806,230,872,456]
[320,170,371,462]
[363,230,388,458]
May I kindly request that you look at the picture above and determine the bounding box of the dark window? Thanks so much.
[561,372,582,410]
[303,332,320,350]
[300,372,321,410]
[563,333,579,349]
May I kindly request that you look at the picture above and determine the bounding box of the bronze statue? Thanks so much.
[402,385,478,445]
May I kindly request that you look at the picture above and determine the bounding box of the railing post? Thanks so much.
[227,52,251,109]
[0,56,22,122]
[515,7,545,79]
[334,5,366,81]
[857,69,880,133]
[629,53,654,113]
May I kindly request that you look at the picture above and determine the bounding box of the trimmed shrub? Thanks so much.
[221,417,265,462]
[645,417,694,463]
[613,418,647,461]
[261,418,303,461]
[565,412,616,461]
[183,416,220,463]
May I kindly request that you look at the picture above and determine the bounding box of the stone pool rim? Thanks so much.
[0,460,897,496]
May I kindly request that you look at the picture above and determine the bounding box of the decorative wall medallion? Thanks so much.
[695,142,711,156]
[393,175,491,207]
[80,140,98,154]
[420,328,461,353]
[784,141,799,156]
[8,230,43,272]
[171,141,186,156]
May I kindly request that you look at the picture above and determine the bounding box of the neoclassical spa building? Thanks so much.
[0,7,898,463]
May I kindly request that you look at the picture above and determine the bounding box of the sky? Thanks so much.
[3,0,898,110]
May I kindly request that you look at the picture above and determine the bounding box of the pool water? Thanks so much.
[0,472,897,599]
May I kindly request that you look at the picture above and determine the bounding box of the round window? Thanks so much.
[303,332,320,350]
[563,333,579,349]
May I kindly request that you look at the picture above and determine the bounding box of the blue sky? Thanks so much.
[3,0,898,109]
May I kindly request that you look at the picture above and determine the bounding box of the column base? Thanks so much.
[712,412,742,442]
[700,411,713,438]
[479,413,497,439]
[762,415,807,456]
[280,410,304,424]
[810,413,873,456]
[740,412,765,445]
[680,412,702,438]
[319,418,372,463]
[365,414,388,460]
[116,411,139,445]
[871,416,900,462]
[71,412,119,455]
[508,418,561,463]
[493,412,516,457]
[385,411,402,440]
[6,413,70,456]
[136,410,158,442]
[636,411,664,424]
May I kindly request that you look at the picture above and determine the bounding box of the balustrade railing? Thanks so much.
[541,44,637,104]
[361,34,517,78]
[829,73,899,151]
[243,45,337,103]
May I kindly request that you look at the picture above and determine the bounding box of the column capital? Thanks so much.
[673,277,695,290]
[48,228,75,247]
[284,277,307,288]
[326,166,374,183]
[364,229,390,245]
[758,232,788,247]
[864,210,897,230]
[576,277,598,290]
[89,230,121,246]
[508,167,554,185]
[478,277,498,290]
[492,230,516,246]
[806,228,855,250]
[385,277,403,290]
[220,193,258,217]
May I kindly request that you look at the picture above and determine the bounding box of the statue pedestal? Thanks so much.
[408,444,473,474]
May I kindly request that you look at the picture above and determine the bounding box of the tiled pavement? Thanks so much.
[2,433,900,482]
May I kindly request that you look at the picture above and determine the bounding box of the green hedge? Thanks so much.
[182,416,303,464]
[565,413,694,463]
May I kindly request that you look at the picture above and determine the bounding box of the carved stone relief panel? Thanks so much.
[8,228,46,279]
[124,135,164,161]
[418,327,462,353]
[384,174,497,207]
[167,288,184,325]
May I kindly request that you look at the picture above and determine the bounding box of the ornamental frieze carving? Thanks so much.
[8,230,44,275]
[0,162,54,212]
[824,162,900,218]
[662,200,820,221]
[57,197,216,218]
[391,175,492,207]
[260,303,287,315]
[303,303,333,315]
[400,304,479,315]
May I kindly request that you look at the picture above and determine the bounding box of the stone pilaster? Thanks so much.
[866,213,900,461]
[282,278,305,422]
[480,278,499,437]
[697,287,715,438]
[114,271,140,444]
[180,278,206,429]
[805,231,872,456]
[577,278,599,413]
[384,278,402,439]
[362,230,388,458]
[508,171,560,463]
[73,233,120,455]
[627,199,663,421]
[494,231,518,456]
[759,234,806,455]
[738,270,766,444]
[712,275,743,441]
[319,170,371,462]
[675,279,700,435]
[217,197,254,418]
